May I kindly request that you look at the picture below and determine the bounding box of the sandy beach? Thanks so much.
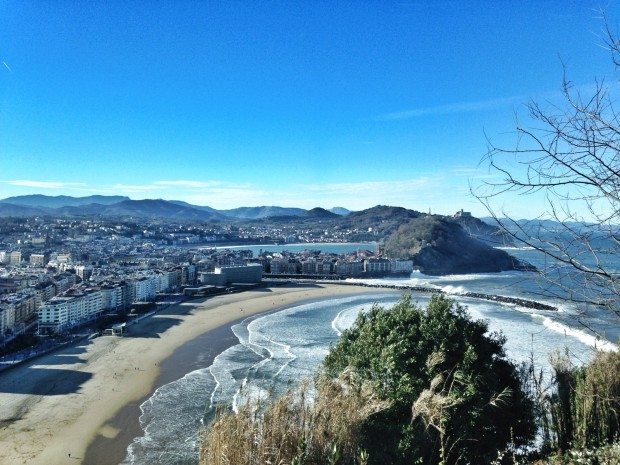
[0,283,393,465]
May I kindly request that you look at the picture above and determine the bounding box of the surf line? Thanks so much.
[311,280,558,311]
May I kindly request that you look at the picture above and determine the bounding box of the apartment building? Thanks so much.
[389,259,414,275]
[75,265,94,282]
[53,273,77,294]
[34,281,57,307]
[2,291,38,325]
[38,288,103,333]
[363,258,391,274]
[29,253,48,267]
[301,260,332,275]
[132,276,157,302]
[270,258,299,274]
[0,304,15,335]
[100,285,124,311]
[335,260,364,276]
[9,251,22,266]
[180,265,196,286]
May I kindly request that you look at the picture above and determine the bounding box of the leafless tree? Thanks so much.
[473,15,620,329]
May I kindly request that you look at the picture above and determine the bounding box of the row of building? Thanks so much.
[267,257,415,277]
[36,267,195,334]
[0,267,193,336]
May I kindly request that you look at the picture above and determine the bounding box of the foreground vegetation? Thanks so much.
[323,294,535,464]
[530,443,620,465]
[200,373,387,465]
[199,295,620,465]
[525,350,620,465]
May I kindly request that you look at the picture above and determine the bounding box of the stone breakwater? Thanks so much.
[460,292,556,311]
[307,280,557,311]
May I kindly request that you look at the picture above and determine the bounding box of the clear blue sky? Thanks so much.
[1,1,619,216]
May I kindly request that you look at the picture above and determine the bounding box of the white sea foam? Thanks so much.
[122,365,215,465]
[347,271,518,290]
[532,314,617,352]
[231,378,247,413]
[331,308,347,336]
[441,285,467,295]
[208,357,222,409]
[495,246,535,251]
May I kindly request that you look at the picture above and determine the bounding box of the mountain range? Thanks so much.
[0,194,131,209]
[0,195,351,220]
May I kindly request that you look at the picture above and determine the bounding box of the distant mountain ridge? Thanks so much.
[61,199,226,220]
[168,200,221,214]
[220,206,307,219]
[329,207,351,216]
[0,195,349,220]
[0,203,49,217]
[0,194,130,208]
[306,207,339,218]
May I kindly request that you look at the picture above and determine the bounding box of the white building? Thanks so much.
[56,253,72,264]
[75,265,94,282]
[9,251,22,266]
[155,269,182,293]
[29,254,47,267]
[363,258,391,274]
[133,276,157,302]
[200,264,262,286]
[100,285,123,311]
[0,304,15,335]
[389,259,414,274]
[38,289,103,333]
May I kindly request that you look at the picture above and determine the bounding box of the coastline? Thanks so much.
[83,320,241,465]
[0,283,396,465]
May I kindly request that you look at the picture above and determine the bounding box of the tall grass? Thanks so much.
[545,350,620,452]
[199,370,389,465]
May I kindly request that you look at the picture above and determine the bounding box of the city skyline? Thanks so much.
[2,2,619,217]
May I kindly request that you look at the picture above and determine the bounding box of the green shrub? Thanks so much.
[324,294,536,465]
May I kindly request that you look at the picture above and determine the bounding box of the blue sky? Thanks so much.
[1,1,619,216]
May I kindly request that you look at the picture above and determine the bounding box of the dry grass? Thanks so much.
[528,441,620,465]
[547,350,620,452]
[199,370,389,465]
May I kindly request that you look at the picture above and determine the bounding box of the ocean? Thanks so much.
[121,247,619,465]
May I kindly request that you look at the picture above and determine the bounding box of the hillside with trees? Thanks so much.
[384,216,531,274]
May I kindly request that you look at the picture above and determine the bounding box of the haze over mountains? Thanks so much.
[0,195,351,220]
